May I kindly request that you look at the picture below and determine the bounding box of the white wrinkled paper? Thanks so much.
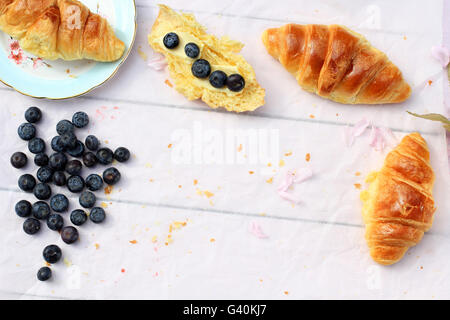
[0,0,449,299]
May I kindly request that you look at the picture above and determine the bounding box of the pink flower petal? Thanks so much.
[369,126,386,151]
[248,221,269,239]
[148,54,167,71]
[431,46,450,68]
[352,118,370,137]
[277,168,313,203]
[278,191,303,204]
[344,119,370,147]
[343,126,355,147]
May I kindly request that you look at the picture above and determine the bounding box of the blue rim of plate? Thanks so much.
[0,0,137,100]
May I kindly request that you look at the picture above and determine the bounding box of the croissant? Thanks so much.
[0,0,125,62]
[262,24,411,104]
[360,133,436,265]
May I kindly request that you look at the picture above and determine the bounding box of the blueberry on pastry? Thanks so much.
[148,5,265,113]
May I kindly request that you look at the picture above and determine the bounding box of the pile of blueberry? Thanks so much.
[163,32,246,92]
[12,107,130,282]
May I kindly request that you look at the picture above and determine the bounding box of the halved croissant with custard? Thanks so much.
[0,0,125,61]
[262,24,411,104]
[360,133,436,265]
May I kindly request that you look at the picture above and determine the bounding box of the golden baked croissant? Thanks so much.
[262,24,411,104]
[360,133,436,265]
[0,0,125,61]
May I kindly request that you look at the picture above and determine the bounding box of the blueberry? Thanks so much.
[209,70,227,89]
[15,200,32,218]
[85,135,99,151]
[90,207,106,224]
[96,148,113,165]
[226,74,245,92]
[67,175,85,193]
[28,137,45,154]
[11,152,27,169]
[67,141,85,158]
[23,218,40,235]
[18,174,36,192]
[114,147,130,163]
[70,209,87,226]
[43,245,62,264]
[37,267,52,281]
[32,201,51,220]
[72,111,89,128]
[46,213,64,231]
[59,133,77,150]
[52,171,66,186]
[163,32,179,49]
[18,123,36,141]
[85,174,103,192]
[82,152,97,167]
[50,194,69,213]
[34,153,49,167]
[56,120,74,135]
[79,191,96,209]
[185,42,200,58]
[66,160,82,175]
[49,152,67,171]
[25,106,42,123]
[191,59,211,79]
[51,136,65,152]
[103,167,121,185]
[33,183,52,200]
[37,166,54,183]
[61,226,78,244]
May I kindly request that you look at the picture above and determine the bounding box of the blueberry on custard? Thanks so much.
[185,43,200,59]
[192,59,211,79]
[163,32,180,49]
[209,71,228,88]
[227,74,245,92]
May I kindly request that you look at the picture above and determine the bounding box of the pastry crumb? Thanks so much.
[305,153,311,162]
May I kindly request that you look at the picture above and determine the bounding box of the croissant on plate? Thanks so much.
[0,0,125,62]
[262,24,411,105]
[360,133,436,265]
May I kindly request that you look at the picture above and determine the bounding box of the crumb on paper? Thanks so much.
[193,179,198,185]
[137,46,148,61]
[267,162,272,167]
[210,238,216,243]
[145,163,152,168]
[284,291,289,295]
[129,240,138,244]
[237,144,243,152]
[63,258,72,267]
[121,268,125,273]
[104,185,114,195]
[428,80,433,86]
[168,144,173,149]
[284,151,292,157]
[101,202,108,208]
[152,236,157,243]
[249,171,254,175]
[95,243,100,250]
[66,69,70,74]
[309,114,315,119]
[305,153,311,162]
[279,159,285,167]
[165,79,173,87]
[355,172,361,176]
[354,183,362,190]
[196,189,214,198]
[403,36,407,40]
[266,177,273,184]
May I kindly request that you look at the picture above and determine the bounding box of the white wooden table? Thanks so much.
[0,0,449,299]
